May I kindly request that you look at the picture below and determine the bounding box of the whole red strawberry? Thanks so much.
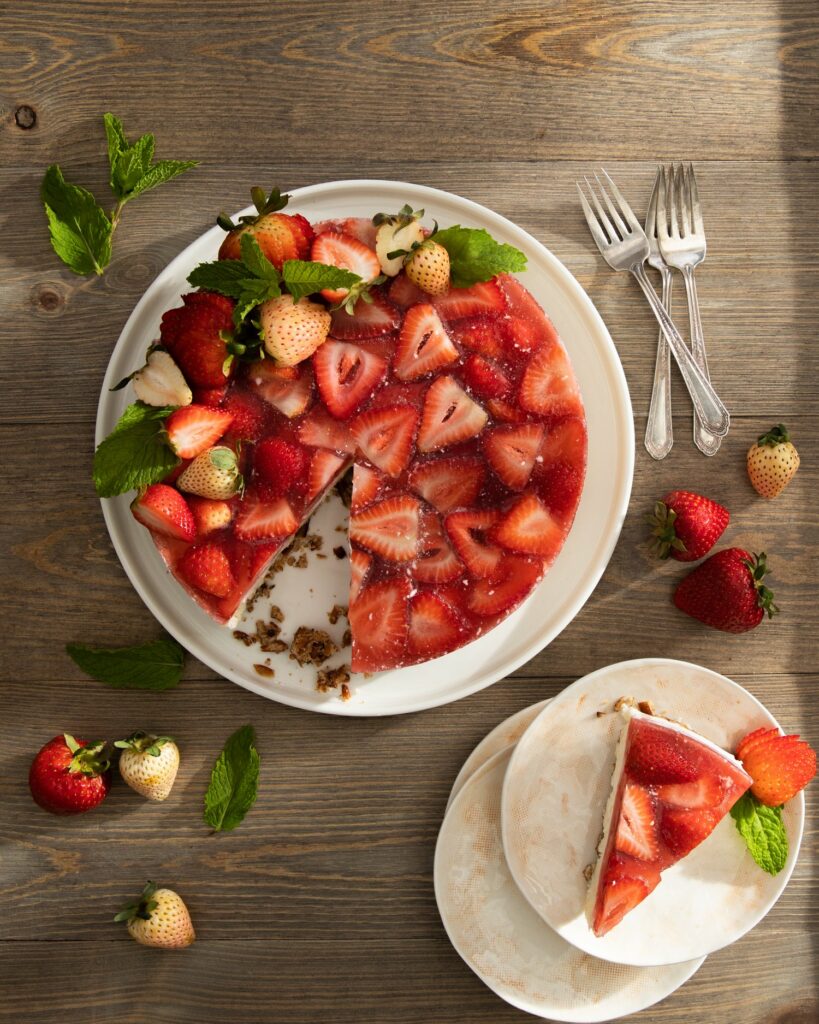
[217,186,313,269]
[253,437,309,496]
[673,548,778,633]
[160,291,237,390]
[649,490,729,561]
[29,734,111,815]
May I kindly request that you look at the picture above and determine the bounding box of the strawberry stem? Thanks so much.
[647,501,687,559]
[742,552,780,619]
[757,424,790,447]
[114,881,159,923]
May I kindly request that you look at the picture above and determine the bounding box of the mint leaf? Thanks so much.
[41,164,113,275]
[66,637,184,690]
[93,401,179,497]
[188,258,249,298]
[282,259,361,303]
[240,233,280,282]
[128,159,199,200]
[103,113,198,203]
[103,113,128,175]
[204,725,260,832]
[730,791,788,875]
[435,225,527,288]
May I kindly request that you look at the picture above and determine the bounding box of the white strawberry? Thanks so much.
[115,732,180,802]
[132,350,192,407]
[747,424,800,498]
[405,240,451,296]
[178,445,242,499]
[259,295,330,367]
[115,881,195,949]
[374,206,426,276]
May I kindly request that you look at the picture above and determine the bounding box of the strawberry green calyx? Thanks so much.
[372,203,424,229]
[114,881,160,924]
[114,731,174,757]
[757,424,790,447]
[648,501,687,559]
[63,735,110,776]
[331,274,387,315]
[741,552,779,619]
[217,186,290,231]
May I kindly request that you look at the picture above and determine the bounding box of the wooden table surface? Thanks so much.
[2,2,817,1021]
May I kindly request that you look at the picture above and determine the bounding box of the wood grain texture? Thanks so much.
[1,1,817,1021]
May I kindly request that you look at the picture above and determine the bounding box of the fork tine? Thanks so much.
[656,165,670,241]
[669,164,680,238]
[645,166,661,238]
[576,181,611,252]
[594,172,629,239]
[600,168,642,233]
[679,163,693,235]
[583,175,619,243]
[688,162,704,233]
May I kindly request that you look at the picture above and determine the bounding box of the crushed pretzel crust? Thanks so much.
[254,664,275,678]
[596,696,689,730]
[340,683,351,701]
[233,618,288,654]
[342,628,352,648]
[328,604,348,625]
[316,664,351,693]
[289,627,339,667]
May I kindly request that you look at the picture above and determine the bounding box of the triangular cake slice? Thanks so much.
[588,706,752,937]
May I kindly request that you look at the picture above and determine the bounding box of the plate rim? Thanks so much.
[500,657,806,964]
[96,178,634,716]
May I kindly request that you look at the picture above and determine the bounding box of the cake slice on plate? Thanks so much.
[588,705,752,937]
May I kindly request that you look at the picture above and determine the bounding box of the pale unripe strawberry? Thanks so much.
[405,241,451,296]
[375,217,425,277]
[115,732,180,802]
[132,350,192,407]
[116,882,195,949]
[178,446,242,499]
[747,424,800,498]
[259,295,330,367]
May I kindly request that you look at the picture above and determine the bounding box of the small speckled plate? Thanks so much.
[435,747,704,1022]
[501,659,804,967]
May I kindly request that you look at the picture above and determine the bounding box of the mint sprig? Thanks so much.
[67,637,184,690]
[42,113,197,276]
[281,259,361,303]
[435,225,527,288]
[204,724,260,833]
[730,791,789,875]
[93,401,180,497]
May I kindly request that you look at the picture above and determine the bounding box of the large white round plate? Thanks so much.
[435,747,703,1022]
[97,180,633,716]
[501,659,805,966]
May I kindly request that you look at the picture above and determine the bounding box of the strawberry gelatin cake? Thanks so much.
[110,202,588,674]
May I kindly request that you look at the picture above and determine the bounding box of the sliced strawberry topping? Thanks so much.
[297,408,355,454]
[351,464,384,511]
[178,542,235,598]
[234,493,298,542]
[413,513,464,584]
[593,865,653,937]
[483,423,545,491]
[306,450,348,504]
[519,342,583,417]
[433,280,505,321]
[657,776,726,810]
[349,546,372,603]
[165,405,233,459]
[498,273,560,339]
[187,497,233,536]
[388,273,427,309]
[408,593,462,657]
[349,577,411,672]
[450,318,506,359]
[311,231,381,302]
[221,391,269,442]
[393,304,459,380]
[349,495,420,562]
[313,217,377,248]
[417,376,487,452]
[253,437,310,497]
[486,398,530,424]
[736,727,777,762]
[627,723,699,786]
[660,807,721,858]
[408,456,485,513]
[491,493,564,559]
[461,354,510,400]
[502,316,543,354]
[615,783,659,862]
[249,361,313,420]
[445,509,503,579]
[467,555,543,617]
[350,405,418,478]
[131,484,196,542]
[313,340,388,419]
[330,293,401,340]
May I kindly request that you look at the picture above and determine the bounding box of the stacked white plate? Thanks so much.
[434,658,804,1022]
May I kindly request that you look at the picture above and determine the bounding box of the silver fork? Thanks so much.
[657,163,721,455]
[644,169,674,460]
[576,169,729,438]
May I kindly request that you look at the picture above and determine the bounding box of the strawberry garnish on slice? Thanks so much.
[349,547,372,602]
[330,292,401,340]
[131,484,196,542]
[297,408,355,454]
[393,304,459,380]
[417,376,487,452]
[349,495,420,563]
[490,493,564,559]
[388,273,427,309]
[313,340,388,420]
[350,405,418,478]
[306,450,347,504]
[178,542,235,597]
[483,423,545,491]
[445,509,503,579]
[660,807,721,858]
[673,549,778,634]
[593,855,656,937]
[461,354,510,400]
[413,512,464,584]
[408,456,485,513]
[408,592,462,657]
[233,492,298,541]
[627,724,698,785]
[649,490,730,562]
[349,577,411,672]
[249,360,314,419]
[738,729,816,807]
[165,405,233,459]
[160,292,237,390]
[519,342,583,418]
[433,280,505,321]
[253,437,310,497]
[656,776,726,809]
[615,783,659,861]
[310,232,382,303]
[351,464,384,511]
[467,555,543,617]
[187,497,233,536]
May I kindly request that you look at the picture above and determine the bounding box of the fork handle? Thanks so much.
[644,268,674,459]
[683,267,722,455]
[631,263,729,437]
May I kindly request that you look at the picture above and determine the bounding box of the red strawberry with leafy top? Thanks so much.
[160,292,237,390]
[673,549,778,633]
[649,490,729,561]
[131,484,196,542]
[29,734,111,815]
[217,186,313,269]
[737,728,816,806]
